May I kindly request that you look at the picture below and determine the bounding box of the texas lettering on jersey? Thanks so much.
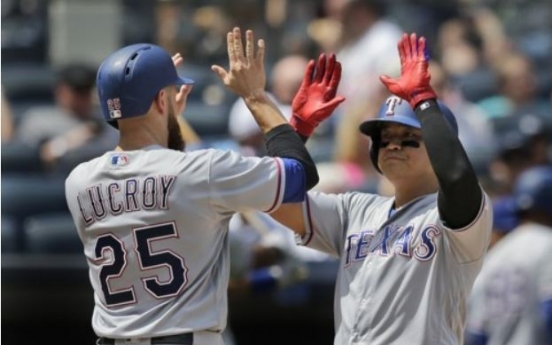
[77,175,177,227]
[344,224,440,266]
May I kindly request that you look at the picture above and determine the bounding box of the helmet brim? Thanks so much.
[176,76,195,85]
[359,115,421,137]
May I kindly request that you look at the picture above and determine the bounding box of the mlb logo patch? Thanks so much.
[110,154,129,166]
[110,110,122,119]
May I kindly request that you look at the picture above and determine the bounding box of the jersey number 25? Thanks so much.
[94,222,187,307]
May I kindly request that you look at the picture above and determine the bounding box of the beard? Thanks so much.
[167,105,185,151]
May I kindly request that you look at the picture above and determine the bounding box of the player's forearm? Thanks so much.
[265,124,319,190]
[177,116,201,145]
[414,100,482,229]
[244,90,319,190]
[243,90,289,134]
[270,204,306,236]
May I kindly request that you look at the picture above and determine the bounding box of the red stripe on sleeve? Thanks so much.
[265,158,283,213]
[303,194,315,245]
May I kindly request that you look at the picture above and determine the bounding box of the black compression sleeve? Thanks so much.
[298,133,309,144]
[265,124,319,190]
[415,99,483,229]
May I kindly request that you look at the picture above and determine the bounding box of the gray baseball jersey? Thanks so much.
[65,145,287,339]
[467,223,552,345]
[297,190,492,345]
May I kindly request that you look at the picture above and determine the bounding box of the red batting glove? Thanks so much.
[290,53,346,137]
[379,33,437,109]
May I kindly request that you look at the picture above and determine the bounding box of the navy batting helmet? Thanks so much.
[96,43,195,128]
[512,165,552,214]
[358,96,458,173]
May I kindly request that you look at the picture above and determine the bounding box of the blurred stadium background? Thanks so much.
[2,0,551,344]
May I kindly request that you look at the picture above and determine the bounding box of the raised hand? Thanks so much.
[171,53,193,116]
[290,53,345,137]
[211,27,266,99]
[379,33,436,109]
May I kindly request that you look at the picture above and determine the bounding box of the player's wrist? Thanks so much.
[290,113,316,137]
[243,89,269,104]
[408,87,437,109]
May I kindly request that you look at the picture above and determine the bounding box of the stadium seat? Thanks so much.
[1,216,18,253]
[1,174,69,251]
[24,213,82,254]
[1,141,43,174]
[1,174,68,219]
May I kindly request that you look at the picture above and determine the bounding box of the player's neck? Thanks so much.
[117,121,168,151]
[117,137,167,151]
[392,180,438,208]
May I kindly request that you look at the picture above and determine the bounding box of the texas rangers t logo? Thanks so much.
[385,97,402,116]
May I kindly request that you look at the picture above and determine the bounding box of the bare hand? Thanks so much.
[171,53,193,115]
[211,27,266,99]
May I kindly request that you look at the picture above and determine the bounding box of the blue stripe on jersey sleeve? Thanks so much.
[465,331,488,345]
[541,299,552,337]
[281,158,307,203]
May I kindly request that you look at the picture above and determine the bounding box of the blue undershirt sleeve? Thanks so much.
[281,158,306,203]
[541,299,552,337]
[465,331,488,345]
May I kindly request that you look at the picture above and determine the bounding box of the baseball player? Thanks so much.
[64,27,325,345]
[466,165,552,345]
[271,33,493,344]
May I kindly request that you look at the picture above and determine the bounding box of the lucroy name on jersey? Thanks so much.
[76,175,177,227]
[344,224,441,266]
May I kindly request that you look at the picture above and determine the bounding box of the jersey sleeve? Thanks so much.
[538,246,552,305]
[64,167,87,240]
[441,189,493,264]
[296,191,350,257]
[208,149,285,215]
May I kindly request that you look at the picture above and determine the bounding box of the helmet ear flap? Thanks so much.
[369,132,382,174]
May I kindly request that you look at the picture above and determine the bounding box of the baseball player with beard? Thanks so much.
[271,33,493,345]
[64,27,330,345]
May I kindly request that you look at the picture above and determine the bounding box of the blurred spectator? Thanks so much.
[330,88,387,187]
[466,165,552,345]
[429,61,497,173]
[226,210,326,343]
[229,211,327,280]
[13,63,118,173]
[489,196,518,249]
[469,8,513,68]
[312,160,367,194]
[188,5,232,66]
[477,52,550,119]
[437,16,483,77]
[488,112,551,194]
[435,11,513,106]
[333,0,402,108]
